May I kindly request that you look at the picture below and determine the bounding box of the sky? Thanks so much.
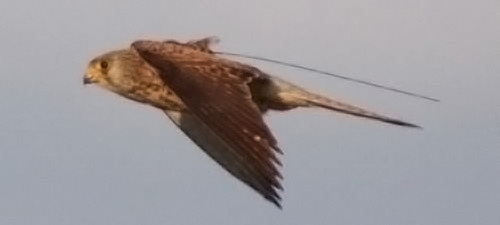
[1,1,499,224]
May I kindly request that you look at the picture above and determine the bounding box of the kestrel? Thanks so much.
[83,37,418,208]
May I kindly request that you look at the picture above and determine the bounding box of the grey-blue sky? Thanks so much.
[1,1,499,224]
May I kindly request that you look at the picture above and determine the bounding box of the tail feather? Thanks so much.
[266,76,421,128]
[306,97,420,128]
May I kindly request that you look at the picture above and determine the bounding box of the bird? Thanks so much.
[83,37,419,208]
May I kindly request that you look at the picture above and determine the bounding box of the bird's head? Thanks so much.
[84,50,126,91]
[83,49,169,107]
[83,50,152,93]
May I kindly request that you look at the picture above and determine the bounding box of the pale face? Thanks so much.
[84,50,130,93]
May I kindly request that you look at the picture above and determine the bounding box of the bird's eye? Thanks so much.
[100,61,108,70]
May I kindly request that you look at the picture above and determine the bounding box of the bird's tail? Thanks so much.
[265,76,420,128]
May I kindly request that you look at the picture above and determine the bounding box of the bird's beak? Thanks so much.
[83,74,94,85]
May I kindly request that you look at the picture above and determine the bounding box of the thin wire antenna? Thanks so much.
[215,51,439,102]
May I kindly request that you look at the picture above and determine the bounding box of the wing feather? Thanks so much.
[133,41,283,207]
[164,110,281,206]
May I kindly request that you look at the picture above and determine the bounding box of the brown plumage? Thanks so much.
[83,37,419,208]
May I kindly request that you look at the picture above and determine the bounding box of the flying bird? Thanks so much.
[83,37,419,208]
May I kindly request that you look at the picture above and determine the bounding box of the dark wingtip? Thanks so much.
[260,181,283,209]
[265,194,282,209]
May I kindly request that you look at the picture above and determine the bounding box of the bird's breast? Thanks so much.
[120,82,186,111]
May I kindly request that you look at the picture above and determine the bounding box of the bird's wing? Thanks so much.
[186,36,219,53]
[163,36,218,53]
[133,41,283,208]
